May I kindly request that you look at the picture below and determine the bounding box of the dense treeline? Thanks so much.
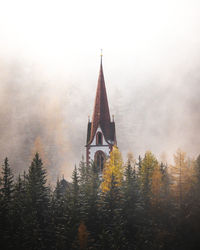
[1,147,200,250]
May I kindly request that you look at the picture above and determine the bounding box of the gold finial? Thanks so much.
[100,49,103,57]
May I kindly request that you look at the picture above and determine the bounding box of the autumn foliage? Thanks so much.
[1,149,200,249]
[101,145,123,192]
[78,222,88,250]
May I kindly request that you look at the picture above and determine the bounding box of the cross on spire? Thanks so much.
[100,49,103,64]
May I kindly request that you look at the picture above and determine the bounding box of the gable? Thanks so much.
[90,126,109,146]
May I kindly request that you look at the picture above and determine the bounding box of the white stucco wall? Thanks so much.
[89,146,110,161]
[89,126,110,161]
[91,126,108,146]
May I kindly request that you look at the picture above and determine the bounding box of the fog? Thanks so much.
[0,0,200,181]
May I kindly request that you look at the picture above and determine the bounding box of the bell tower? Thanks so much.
[86,54,117,171]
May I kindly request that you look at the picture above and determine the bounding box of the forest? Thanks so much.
[1,146,200,250]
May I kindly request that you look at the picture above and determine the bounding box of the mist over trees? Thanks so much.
[1,148,200,250]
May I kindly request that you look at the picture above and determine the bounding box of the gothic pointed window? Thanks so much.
[96,132,103,145]
[94,151,105,172]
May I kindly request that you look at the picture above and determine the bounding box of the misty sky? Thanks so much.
[0,0,200,181]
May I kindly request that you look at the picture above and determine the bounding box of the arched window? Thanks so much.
[94,151,105,172]
[96,132,103,145]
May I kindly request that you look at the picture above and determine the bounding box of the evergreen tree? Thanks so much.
[137,155,142,172]
[122,159,141,249]
[78,159,91,222]
[98,146,125,249]
[12,173,27,249]
[71,165,80,212]
[51,177,72,249]
[176,155,200,250]
[68,165,81,248]
[192,155,200,206]
[0,157,14,249]
[79,161,100,243]
[0,158,14,202]
[195,155,200,183]
[2,148,200,249]
[23,152,52,250]
[78,156,90,187]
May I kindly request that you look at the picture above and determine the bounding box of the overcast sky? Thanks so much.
[0,0,200,181]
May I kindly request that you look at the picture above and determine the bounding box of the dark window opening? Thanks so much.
[96,132,103,145]
[95,151,105,172]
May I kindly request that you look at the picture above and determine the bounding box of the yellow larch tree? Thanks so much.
[151,163,163,207]
[140,151,158,188]
[139,151,158,205]
[170,148,194,208]
[78,222,89,250]
[101,145,123,192]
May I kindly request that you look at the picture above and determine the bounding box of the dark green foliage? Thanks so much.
[0,157,14,249]
[97,173,126,250]
[122,160,141,249]
[51,178,73,249]
[175,154,200,250]
[1,153,200,249]
[23,153,52,250]
[79,161,100,235]
[0,158,14,203]
[11,173,27,249]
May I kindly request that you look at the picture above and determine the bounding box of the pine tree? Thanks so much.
[159,162,173,215]
[88,162,101,238]
[193,155,200,203]
[0,157,14,249]
[12,173,27,249]
[98,173,126,250]
[79,161,100,242]
[68,165,81,248]
[23,152,52,250]
[0,158,14,202]
[137,155,142,172]
[78,156,90,187]
[122,159,140,249]
[177,155,200,250]
[195,155,200,183]
[71,165,79,210]
[51,177,71,250]
[78,159,91,222]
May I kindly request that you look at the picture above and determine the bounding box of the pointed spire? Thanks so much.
[90,53,111,142]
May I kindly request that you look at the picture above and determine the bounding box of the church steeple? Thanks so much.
[86,54,117,166]
[90,55,111,143]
